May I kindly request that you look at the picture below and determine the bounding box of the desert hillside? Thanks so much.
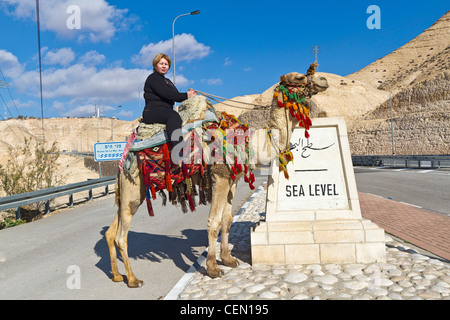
[216,11,450,155]
[0,117,139,155]
[0,117,139,194]
[348,11,450,92]
[346,10,450,155]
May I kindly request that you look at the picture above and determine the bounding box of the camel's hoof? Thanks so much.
[127,278,144,288]
[112,274,124,282]
[222,256,240,268]
[206,267,224,279]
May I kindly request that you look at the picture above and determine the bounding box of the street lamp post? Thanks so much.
[172,10,200,87]
[378,81,395,157]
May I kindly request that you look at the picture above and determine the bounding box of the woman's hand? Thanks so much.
[187,89,198,98]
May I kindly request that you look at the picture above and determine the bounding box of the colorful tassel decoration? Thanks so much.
[272,64,317,141]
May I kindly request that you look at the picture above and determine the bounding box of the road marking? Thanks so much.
[399,201,422,209]
[431,172,450,176]
[417,169,435,173]
[366,193,385,199]
[164,183,266,300]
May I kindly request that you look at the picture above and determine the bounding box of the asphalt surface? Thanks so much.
[354,167,449,216]
[0,166,447,299]
[0,174,267,300]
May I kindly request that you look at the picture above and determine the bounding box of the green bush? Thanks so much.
[0,138,66,212]
[0,217,26,230]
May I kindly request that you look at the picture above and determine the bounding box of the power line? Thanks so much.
[0,92,29,141]
[0,68,20,117]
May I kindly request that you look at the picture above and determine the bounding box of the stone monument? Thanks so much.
[251,117,386,264]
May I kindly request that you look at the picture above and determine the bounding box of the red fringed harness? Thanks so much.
[135,111,255,217]
[203,112,255,188]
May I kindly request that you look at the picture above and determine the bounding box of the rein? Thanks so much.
[195,90,269,110]
[197,62,319,180]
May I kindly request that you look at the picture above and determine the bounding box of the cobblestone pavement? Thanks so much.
[172,186,450,300]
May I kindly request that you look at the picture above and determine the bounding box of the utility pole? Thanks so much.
[0,80,8,120]
[36,0,45,141]
[312,45,320,70]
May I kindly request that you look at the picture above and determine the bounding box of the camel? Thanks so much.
[105,70,329,287]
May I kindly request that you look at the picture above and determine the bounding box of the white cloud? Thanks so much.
[132,33,211,67]
[43,47,75,66]
[224,57,232,66]
[201,78,223,86]
[60,102,130,118]
[0,49,24,78]
[61,103,96,117]
[16,64,150,104]
[52,100,66,112]
[5,47,194,111]
[0,0,133,43]
[167,74,193,88]
[5,98,34,110]
[78,50,105,66]
[117,109,134,118]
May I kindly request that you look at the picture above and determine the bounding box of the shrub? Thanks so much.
[0,138,66,212]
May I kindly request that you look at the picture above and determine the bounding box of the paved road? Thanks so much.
[0,174,267,300]
[354,167,450,215]
[1,166,447,300]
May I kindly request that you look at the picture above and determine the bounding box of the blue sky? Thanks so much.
[0,0,448,120]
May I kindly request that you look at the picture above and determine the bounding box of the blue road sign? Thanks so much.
[94,142,126,162]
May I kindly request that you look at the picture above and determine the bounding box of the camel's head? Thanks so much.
[310,74,329,94]
[279,71,329,96]
[279,72,307,86]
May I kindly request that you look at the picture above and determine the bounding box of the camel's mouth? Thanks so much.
[312,76,329,92]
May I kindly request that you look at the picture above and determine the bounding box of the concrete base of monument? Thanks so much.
[251,117,386,265]
[251,218,386,264]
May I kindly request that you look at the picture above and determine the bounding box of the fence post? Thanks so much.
[45,200,51,215]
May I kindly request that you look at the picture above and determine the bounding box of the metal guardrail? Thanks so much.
[352,155,450,168]
[0,175,116,220]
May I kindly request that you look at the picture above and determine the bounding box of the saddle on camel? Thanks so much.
[107,63,328,287]
[118,95,257,217]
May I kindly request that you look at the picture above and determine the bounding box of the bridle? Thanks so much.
[268,62,319,178]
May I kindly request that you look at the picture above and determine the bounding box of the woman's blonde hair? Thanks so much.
[152,53,171,71]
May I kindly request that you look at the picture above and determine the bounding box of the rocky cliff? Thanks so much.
[346,11,450,155]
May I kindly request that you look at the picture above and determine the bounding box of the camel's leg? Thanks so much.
[107,172,145,288]
[206,176,230,278]
[105,212,123,282]
[116,204,143,288]
[220,180,240,268]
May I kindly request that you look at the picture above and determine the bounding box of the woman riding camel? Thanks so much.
[142,53,197,161]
